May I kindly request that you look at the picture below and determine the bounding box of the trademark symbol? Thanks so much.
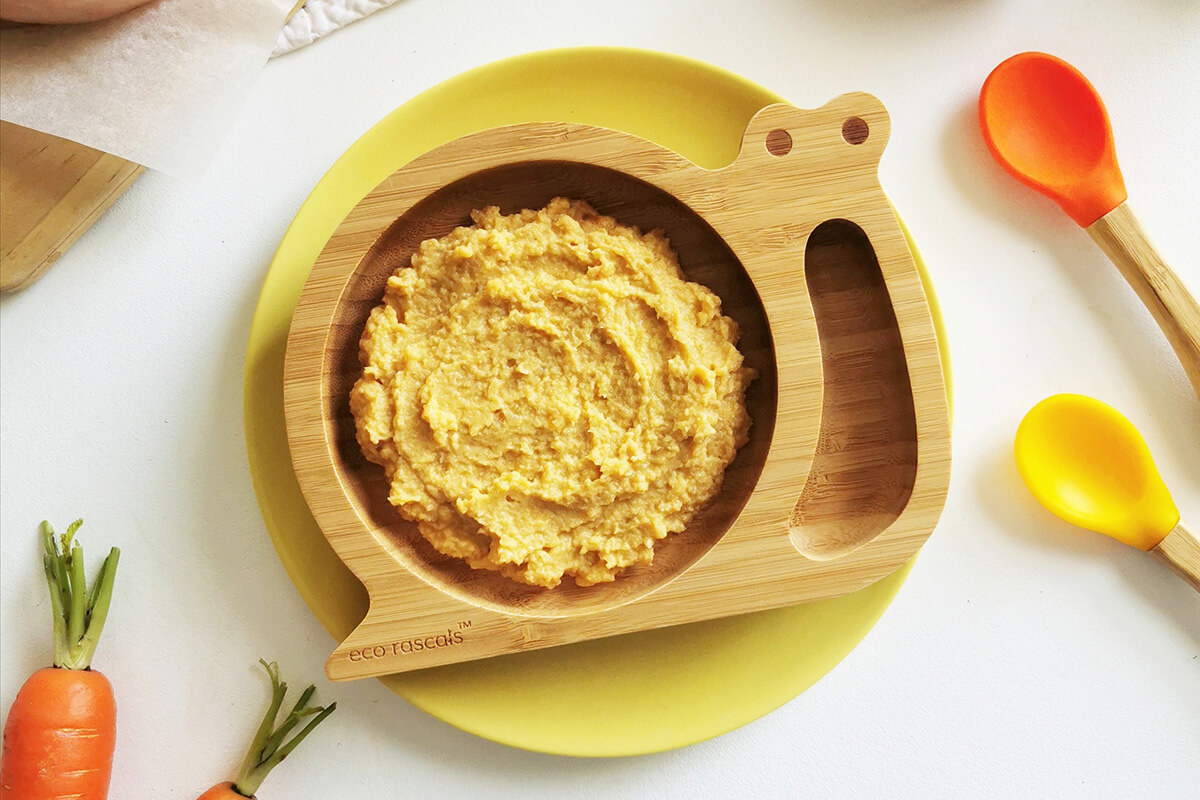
[458,620,472,630]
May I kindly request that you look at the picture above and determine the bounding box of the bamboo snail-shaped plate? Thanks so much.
[284,93,952,681]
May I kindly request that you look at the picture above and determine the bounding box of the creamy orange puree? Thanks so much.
[350,198,752,587]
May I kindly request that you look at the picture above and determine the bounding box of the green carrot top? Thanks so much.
[232,661,337,797]
[42,519,120,670]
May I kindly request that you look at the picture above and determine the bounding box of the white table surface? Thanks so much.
[3,1,1199,797]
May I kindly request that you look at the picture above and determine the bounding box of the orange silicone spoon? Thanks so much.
[980,52,1200,398]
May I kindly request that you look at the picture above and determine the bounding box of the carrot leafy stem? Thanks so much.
[41,519,120,670]
[233,660,337,797]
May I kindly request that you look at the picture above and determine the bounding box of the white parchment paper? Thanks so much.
[0,0,290,177]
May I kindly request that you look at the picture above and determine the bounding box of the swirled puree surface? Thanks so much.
[350,198,753,588]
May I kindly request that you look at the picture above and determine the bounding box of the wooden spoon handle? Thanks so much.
[1087,202,1200,399]
[1152,521,1200,592]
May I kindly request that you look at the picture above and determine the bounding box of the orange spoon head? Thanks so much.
[980,52,1127,227]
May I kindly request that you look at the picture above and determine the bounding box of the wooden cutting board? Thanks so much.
[0,122,143,292]
[0,2,307,293]
[283,94,953,680]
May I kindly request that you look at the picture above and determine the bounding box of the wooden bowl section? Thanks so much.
[320,161,779,617]
[284,95,952,679]
[791,219,918,559]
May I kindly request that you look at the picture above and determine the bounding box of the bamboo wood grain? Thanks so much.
[1087,202,1200,399]
[0,122,144,292]
[1153,521,1200,592]
[283,96,952,680]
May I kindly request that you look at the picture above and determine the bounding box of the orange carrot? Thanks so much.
[195,782,243,800]
[1,520,120,800]
[196,661,336,799]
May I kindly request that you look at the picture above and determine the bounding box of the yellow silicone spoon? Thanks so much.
[1015,394,1199,590]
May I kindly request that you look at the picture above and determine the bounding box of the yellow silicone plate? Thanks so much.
[244,47,950,757]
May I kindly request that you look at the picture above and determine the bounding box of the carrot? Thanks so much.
[1,520,120,800]
[196,783,243,800]
[196,661,336,799]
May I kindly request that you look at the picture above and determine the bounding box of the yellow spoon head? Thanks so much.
[1014,394,1179,550]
